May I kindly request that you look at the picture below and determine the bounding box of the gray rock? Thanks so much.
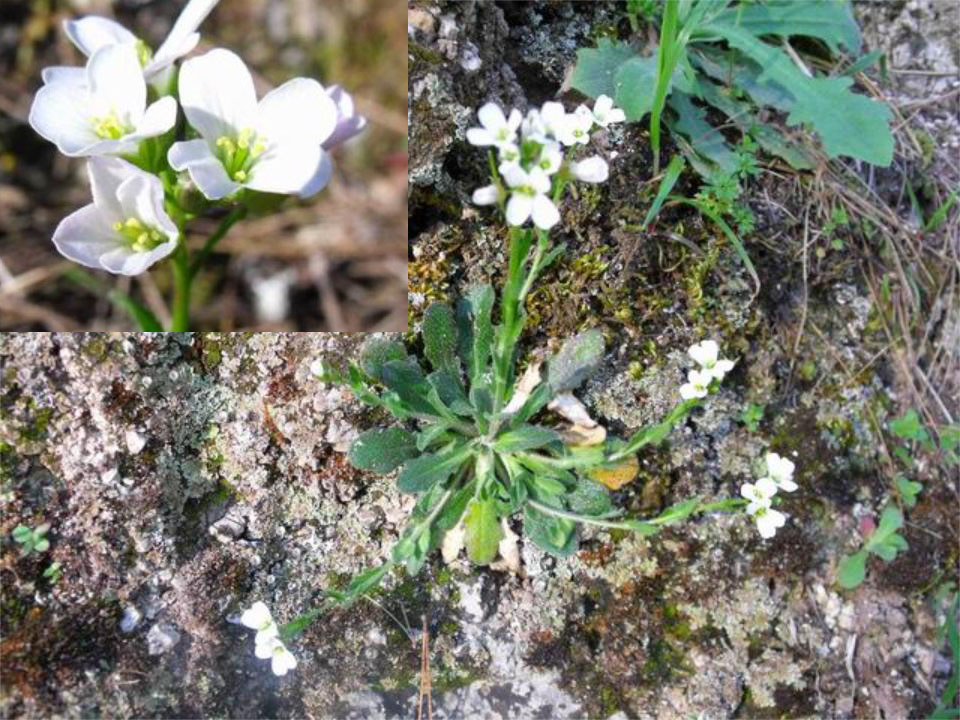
[146,623,181,655]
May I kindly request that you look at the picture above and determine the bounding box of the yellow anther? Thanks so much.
[92,111,127,140]
[237,128,252,149]
[251,141,266,158]
[233,170,247,182]
[124,218,143,230]
[113,221,123,231]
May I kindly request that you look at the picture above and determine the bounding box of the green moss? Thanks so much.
[599,685,622,716]
[18,404,54,443]
[409,41,445,69]
[83,336,110,361]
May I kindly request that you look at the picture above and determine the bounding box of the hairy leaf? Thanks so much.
[380,359,437,417]
[493,425,560,453]
[428,369,473,415]
[359,337,408,382]
[423,303,460,374]
[712,0,861,55]
[456,285,495,384]
[864,504,908,561]
[523,505,578,557]
[464,496,503,565]
[434,480,476,534]
[348,427,418,474]
[416,422,453,452]
[395,443,470,494]
[566,476,614,517]
[547,329,604,392]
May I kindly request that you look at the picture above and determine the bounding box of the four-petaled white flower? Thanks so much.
[241,601,297,676]
[535,142,563,175]
[29,43,176,157]
[679,368,711,400]
[589,95,626,127]
[502,165,559,230]
[168,49,339,200]
[255,635,298,676]
[42,0,220,88]
[688,340,735,382]
[571,156,609,183]
[762,452,798,492]
[466,103,522,149]
[740,477,786,538]
[52,157,178,275]
[497,142,521,174]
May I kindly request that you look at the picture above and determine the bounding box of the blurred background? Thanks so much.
[0,0,407,331]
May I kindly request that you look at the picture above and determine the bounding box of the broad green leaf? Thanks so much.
[423,303,459,374]
[348,427,418,474]
[523,504,578,557]
[547,329,604,392]
[571,38,636,99]
[359,337,408,382]
[493,425,560,453]
[567,476,614,517]
[12,526,31,542]
[889,409,931,446]
[692,48,794,112]
[434,480,476,534]
[704,21,893,166]
[612,55,659,122]
[380,359,437,416]
[464,496,502,565]
[428,370,472,415]
[712,0,861,55]
[395,443,471,494]
[456,285,495,384]
[417,422,453,452]
[530,474,568,496]
[864,504,908,561]
[894,475,923,509]
[667,90,738,174]
[838,550,867,589]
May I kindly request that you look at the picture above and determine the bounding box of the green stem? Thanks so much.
[170,244,191,332]
[527,499,639,530]
[189,206,246,280]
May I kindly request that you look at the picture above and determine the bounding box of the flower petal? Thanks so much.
[298,151,334,199]
[86,43,146,125]
[505,193,533,226]
[130,96,177,140]
[41,66,87,85]
[531,194,559,230]
[323,85,367,149]
[29,82,99,156]
[168,139,240,200]
[255,78,338,147]
[98,241,176,276]
[145,0,219,76]
[87,156,136,219]
[501,165,529,189]
[240,601,273,630]
[466,127,496,146]
[178,48,257,140]
[477,102,506,131]
[244,141,323,196]
[688,340,719,368]
[594,94,613,117]
[52,204,120,269]
[116,174,177,241]
[63,16,136,57]
[754,477,779,498]
[472,184,498,205]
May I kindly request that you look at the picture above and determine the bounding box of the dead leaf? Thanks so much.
[587,454,640,490]
[490,518,521,573]
[441,519,465,564]
[549,392,606,446]
[560,424,607,445]
[503,361,542,414]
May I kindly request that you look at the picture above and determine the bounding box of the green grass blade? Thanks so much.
[643,155,686,229]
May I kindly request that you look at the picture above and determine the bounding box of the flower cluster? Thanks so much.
[240,602,297,676]
[468,95,624,230]
[27,0,366,277]
[741,453,798,538]
[679,340,736,400]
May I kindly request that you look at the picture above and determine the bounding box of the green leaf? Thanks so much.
[712,0,862,55]
[571,38,636,99]
[464,496,502,565]
[380,359,437,416]
[677,198,760,299]
[889,409,931,445]
[650,497,700,526]
[667,90,738,175]
[34,538,50,552]
[529,474,568,496]
[345,564,390,598]
[864,505,908,561]
[64,268,163,331]
[567,476,614,517]
[423,303,460,374]
[894,475,923,509]
[523,504,578,557]
[428,370,472,415]
[642,155,685,229]
[434,480,476,534]
[838,550,867,589]
[12,525,31,543]
[456,285,495,384]
[493,425,560,453]
[547,329,604,392]
[348,427,418,474]
[395,443,471,494]
[612,55,659,122]
[416,422,453,452]
[703,21,893,166]
[359,337,408,382]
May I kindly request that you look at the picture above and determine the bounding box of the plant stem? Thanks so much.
[189,206,246,280]
[527,499,640,530]
[170,244,191,332]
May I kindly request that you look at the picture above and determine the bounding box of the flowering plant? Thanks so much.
[27,0,366,331]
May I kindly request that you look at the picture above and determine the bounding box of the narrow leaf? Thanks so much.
[643,155,685,229]
[395,444,470,494]
[493,425,560,453]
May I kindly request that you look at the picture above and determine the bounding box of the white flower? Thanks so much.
[502,165,559,230]
[168,49,339,200]
[590,95,626,127]
[538,102,569,144]
[751,505,786,539]
[323,85,367,150]
[29,44,177,157]
[497,142,521,174]
[520,108,547,142]
[466,103,521,148]
[741,477,785,538]
[51,157,178,275]
[533,142,563,175]
[472,184,499,206]
[43,0,219,85]
[254,636,298,676]
[763,452,798,492]
[687,340,736,382]
[740,476,779,505]
[570,156,609,183]
[678,368,711,400]
[241,601,280,644]
[565,106,594,146]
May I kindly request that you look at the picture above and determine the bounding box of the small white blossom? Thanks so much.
[741,477,786,539]
[44,0,219,86]
[678,368,711,400]
[536,102,568,144]
[466,102,521,148]
[29,44,177,157]
[590,94,626,127]
[240,601,279,644]
[502,165,559,229]
[740,476,779,505]
[51,157,178,275]
[687,340,736,382]
[255,636,298,676]
[565,106,594,146]
[570,156,609,183]
[534,142,563,175]
[763,452,798,492]
[496,142,521,173]
[168,49,339,200]
[520,108,547,142]
[471,184,499,206]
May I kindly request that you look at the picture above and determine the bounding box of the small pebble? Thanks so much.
[120,605,142,633]
[146,623,180,655]
[125,430,146,455]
